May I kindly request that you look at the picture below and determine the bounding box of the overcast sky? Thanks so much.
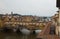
[0,0,58,16]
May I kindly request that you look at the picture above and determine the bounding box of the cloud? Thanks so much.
[0,1,6,9]
[0,0,58,16]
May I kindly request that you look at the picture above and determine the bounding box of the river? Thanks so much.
[0,32,37,39]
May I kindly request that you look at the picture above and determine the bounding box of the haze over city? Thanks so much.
[0,0,58,16]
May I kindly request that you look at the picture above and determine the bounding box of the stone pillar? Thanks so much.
[56,26,59,35]
[58,9,60,36]
[56,9,60,36]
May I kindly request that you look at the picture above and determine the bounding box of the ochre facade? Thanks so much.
[0,13,49,30]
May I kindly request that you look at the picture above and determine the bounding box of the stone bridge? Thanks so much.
[3,21,45,30]
[0,21,45,34]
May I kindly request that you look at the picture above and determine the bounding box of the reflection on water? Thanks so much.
[0,32,36,39]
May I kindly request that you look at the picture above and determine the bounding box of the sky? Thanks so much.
[0,0,58,16]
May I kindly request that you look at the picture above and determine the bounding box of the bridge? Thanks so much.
[3,21,45,30]
[0,19,45,33]
[0,13,50,34]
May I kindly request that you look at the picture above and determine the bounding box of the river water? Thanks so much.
[0,32,37,39]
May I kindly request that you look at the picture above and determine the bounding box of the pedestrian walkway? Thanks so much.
[37,21,60,39]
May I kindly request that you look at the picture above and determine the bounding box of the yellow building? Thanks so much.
[0,13,50,30]
[21,16,33,22]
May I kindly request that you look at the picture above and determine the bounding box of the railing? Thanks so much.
[37,22,52,39]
